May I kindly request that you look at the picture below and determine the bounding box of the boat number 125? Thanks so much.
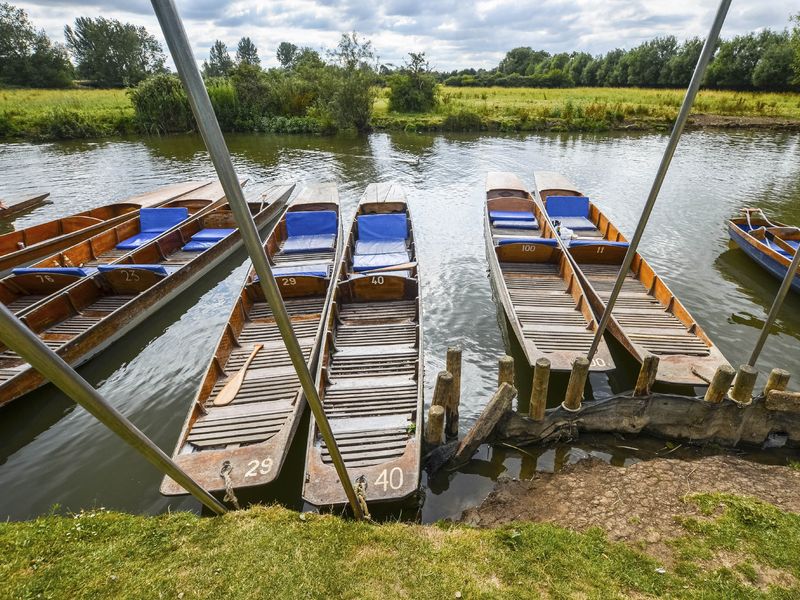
[375,467,403,491]
[245,458,273,477]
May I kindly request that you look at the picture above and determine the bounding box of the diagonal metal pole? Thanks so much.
[0,303,228,515]
[587,0,732,359]
[150,0,364,518]
[747,249,800,366]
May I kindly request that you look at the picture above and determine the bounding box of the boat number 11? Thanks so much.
[375,467,403,491]
[245,458,273,477]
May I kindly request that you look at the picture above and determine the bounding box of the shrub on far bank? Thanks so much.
[387,52,438,113]
[128,74,193,134]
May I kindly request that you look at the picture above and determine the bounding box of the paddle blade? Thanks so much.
[213,344,263,407]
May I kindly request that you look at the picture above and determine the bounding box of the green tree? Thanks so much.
[662,38,703,87]
[64,17,165,87]
[0,3,73,87]
[752,34,794,90]
[566,52,593,86]
[325,32,377,131]
[202,40,234,77]
[705,30,786,90]
[625,36,678,87]
[388,52,438,112]
[792,14,800,85]
[276,42,298,68]
[236,36,260,66]
[499,47,549,75]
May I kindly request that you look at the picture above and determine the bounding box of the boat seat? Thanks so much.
[116,207,189,250]
[496,237,559,247]
[569,240,629,248]
[269,263,330,278]
[357,213,408,241]
[546,196,590,217]
[282,210,338,254]
[97,264,170,277]
[353,251,410,272]
[355,239,407,255]
[11,267,91,278]
[489,210,536,222]
[350,270,410,280]
[182,239,222,252]
[190,228,235,241]
[552,216,596,231]
[493,219,539,230]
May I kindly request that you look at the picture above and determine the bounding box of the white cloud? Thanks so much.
[15,0,799,71]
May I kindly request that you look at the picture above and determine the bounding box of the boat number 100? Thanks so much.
[590,358,606,367]
[375,467,403,491]
[245,458,273,477]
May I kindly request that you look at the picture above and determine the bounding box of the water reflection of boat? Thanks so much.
[535,171,729,386]
[727,209,800,294]
[0,193,50,219]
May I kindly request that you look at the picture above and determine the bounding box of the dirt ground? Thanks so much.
[461,455,800,561]
[688,113,800,130]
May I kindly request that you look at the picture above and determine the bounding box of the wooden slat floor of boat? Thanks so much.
[249,298,325,320]
[160,251,197,266]
[500,262,561,276]
[225,343,313,373]
[7,295,45,312]
[208,370,300,406]
[579,263,635,278]
[334,322,417,347]
[491,225,541,237]
[338,300,416,323]
[84,248,128,266]
[526,329,595,353]
[328,350,417,379]
[583,265,710,357]
[321,427,410,468]
[323,382,417,418]
[0,338,62,362]
[0,368,21,383]
[273,249,335,265]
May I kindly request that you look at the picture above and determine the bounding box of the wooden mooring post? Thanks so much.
[425,405,445,447]
[562,357,589,411]
[446,346,462,439]
[633,354,659,397]
[432,370,454,409]
[730,365,758,404]
[529,358,550,421]
[498,355,514,410]
[703,364,736,403]
[763,368,791,397]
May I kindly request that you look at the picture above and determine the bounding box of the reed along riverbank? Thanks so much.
[3,86,800,141]
[2,487,800,598]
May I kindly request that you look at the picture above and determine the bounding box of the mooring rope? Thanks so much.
[354,475,372,521]
[219,461,241,510]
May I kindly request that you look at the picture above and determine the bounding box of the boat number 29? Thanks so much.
[245,458,273,477]
[375,467,403,491]
[370,276,384,285]
[281,277,296,286]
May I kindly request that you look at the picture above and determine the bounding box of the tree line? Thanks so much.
[443,15,800,91]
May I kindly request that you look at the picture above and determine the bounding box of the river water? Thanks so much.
[0,130,798,522]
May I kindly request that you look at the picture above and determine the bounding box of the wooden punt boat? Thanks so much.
[161,183,342,495]
[534,171,729,385]
[0,183,294,408]
[0,181,209,276]
[303,182,423,508]
[484,172,614,372]
[0,181,233,315]
[0,193,50,219]
[728,209,800,294]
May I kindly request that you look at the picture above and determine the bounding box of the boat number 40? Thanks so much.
[375,467,403,491]
[370,276,384,285]
[245,458,273,477]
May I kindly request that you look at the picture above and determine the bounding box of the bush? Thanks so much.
[387,52,438,113]
[441,109,484,131]
[206,77,237,130]
[128,74,194,134]
[37,107,104,139]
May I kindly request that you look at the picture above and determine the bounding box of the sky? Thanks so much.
[15,0,799,71]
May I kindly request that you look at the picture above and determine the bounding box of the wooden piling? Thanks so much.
[765,390,800,413]
[730,365,758,404]
[562,357,589,411]
[529,358,550,421]
[763,368,791,397]
[425,405,445,447]
[633,354,659,397]
[498,355,515,410]
[445,347,462,439]
[703,364,736,403]
[451,383,516,466]
[432,370,454,409]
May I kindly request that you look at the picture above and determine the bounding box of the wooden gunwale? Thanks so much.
[161,183,342,495]
[484,172,614,372]
[534,171,729,385]
[302,182,424,507]
[0,181,236,317]
[0,184,293,408]
[0,181,211,276]
[0,193,50,219]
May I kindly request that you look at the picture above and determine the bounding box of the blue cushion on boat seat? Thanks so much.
[489,210,536,222]
[497,237,559,247]
[552,216,596,231]
[286,211,337,238]
[493,219,539,230]
[569,240,629,248]
[116,231,160,250]
[546,196,590,218]
[190,228,235,241]
[98,264,169,277]
[140,207,189,232]
[182,239,220,252]
[355,239,407,255]
[282,234,336,254]
[357,214,408,241]
[12,267,90,278]
[353,251,410,271]
[269,263,330,278]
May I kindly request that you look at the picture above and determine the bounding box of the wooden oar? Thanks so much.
[361,262,417,274]
[213,344,263,406]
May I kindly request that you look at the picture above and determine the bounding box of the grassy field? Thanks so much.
[1,493,799,598]
[2,86,800,140]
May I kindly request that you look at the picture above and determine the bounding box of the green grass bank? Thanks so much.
[2,86,800,141]
[1,493,799,599]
